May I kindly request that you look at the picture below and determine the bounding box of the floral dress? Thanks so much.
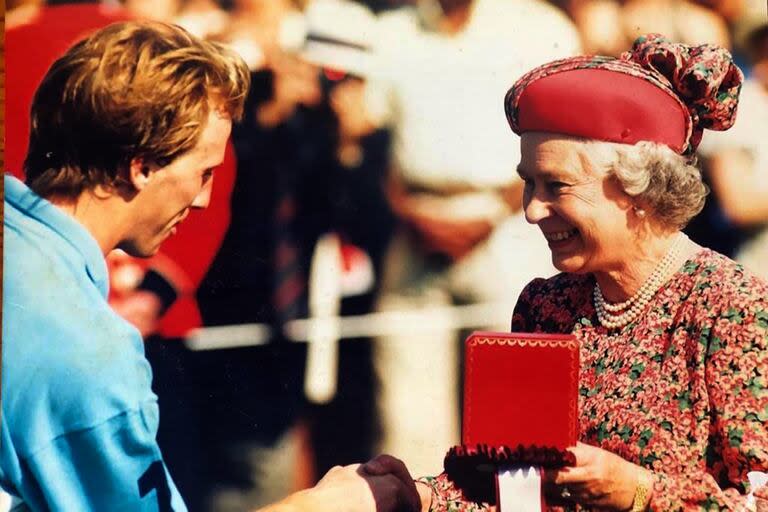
[420,249,768,511]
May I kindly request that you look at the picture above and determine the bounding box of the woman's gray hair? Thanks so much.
[583,140,708,229]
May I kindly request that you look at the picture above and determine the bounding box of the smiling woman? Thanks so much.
[516,133,708,286]
[417,34,768,512]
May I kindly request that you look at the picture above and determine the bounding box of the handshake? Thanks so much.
[260,454,429,512]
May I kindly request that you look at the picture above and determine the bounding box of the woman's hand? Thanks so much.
[414,481,434,512]
[545,442,649,510]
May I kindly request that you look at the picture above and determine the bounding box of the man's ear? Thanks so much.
[128,157,154,191]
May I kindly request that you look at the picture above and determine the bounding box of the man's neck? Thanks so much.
[48,189,129,256]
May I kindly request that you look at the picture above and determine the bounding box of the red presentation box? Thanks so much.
[462,331,580,450]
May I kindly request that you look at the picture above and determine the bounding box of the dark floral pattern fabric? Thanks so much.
[622,34,742,152]
[504,34,743,155]
[421,249,768,511]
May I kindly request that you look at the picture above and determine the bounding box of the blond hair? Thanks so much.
[25,20,250,198]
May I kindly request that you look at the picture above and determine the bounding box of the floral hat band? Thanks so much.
[504,34,744,155]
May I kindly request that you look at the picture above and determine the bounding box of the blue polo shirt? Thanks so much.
[1,175,186,511]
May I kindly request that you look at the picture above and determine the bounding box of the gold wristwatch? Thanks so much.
[630,470,653,512]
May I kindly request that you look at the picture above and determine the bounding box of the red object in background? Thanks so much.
[6,5,238,338]
[462,331,579,450]
[323,68,347,82]
[5,4,134,178]
[155,141,236,337]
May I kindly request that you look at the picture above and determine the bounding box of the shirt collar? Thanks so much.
[4,174,110,297]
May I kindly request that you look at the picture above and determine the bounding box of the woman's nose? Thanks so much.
[523,189,550,224]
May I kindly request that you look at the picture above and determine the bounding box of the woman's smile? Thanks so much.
[543,228,580,251]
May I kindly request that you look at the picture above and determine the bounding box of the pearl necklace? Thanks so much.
[593,234,686,330]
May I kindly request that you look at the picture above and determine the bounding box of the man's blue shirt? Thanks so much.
[1,175,186,511]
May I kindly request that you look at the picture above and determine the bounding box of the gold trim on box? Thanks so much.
[469,335,578,350]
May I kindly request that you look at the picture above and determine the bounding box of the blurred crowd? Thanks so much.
[5,0,767,510]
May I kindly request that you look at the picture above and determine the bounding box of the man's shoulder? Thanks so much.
[4,186,104,302]
[3,234,153,459]
[3,275,149,406]
[4,210,105,330]
[2,319,154,461]
[4,188,71,279]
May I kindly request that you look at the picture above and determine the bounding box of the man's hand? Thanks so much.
[544,442,646,510]
[384,176,505,261]
[330,78,378,142]
[407,210,494,261]
[265,454,421,512]
[360,454,422,512]
[258,51,322,127]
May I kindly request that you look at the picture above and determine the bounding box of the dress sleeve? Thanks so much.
[417,474,493,512]
[647,289,768,511]
[18,405,186,512]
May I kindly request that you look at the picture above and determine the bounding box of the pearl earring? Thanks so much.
[634,207,646,218]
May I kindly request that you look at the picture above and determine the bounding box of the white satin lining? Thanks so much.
[497,465,545,512]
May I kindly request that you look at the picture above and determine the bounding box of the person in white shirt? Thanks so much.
[365,0,582,476]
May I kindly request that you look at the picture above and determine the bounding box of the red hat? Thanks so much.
[505,34,743,155]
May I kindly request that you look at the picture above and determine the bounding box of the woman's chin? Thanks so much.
[551,253,589,274]
[547,238,589,273]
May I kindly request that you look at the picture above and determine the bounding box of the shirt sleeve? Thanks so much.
[647,289,768,511]
[417,474,492,512]
[18,405,186,512]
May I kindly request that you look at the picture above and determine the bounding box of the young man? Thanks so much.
[1,20,421,512]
